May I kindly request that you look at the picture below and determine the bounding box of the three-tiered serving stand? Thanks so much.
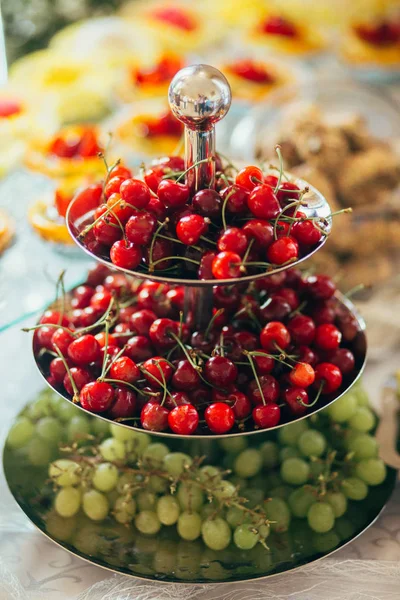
[3,66,397,584]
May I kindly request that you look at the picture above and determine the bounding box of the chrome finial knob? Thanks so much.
[168,65,231,192]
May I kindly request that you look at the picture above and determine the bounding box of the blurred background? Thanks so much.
[0,0,399,329]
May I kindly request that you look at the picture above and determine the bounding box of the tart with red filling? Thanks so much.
[341,18,400,68]
[249,14,326,56]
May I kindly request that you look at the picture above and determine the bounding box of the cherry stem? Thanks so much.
[149,218,169,272]
[168,331,201,372]
[242,238,255,264]
[99,318,111,380]
[199,235,216,246]
[345,283,368,298]
[101,157,121,199]
[78,196,123,239]
[221,188,236,231]
[157,233,202,253]
[175,158,213,184]
[55,270,66,326]
[244,350,266,406]
[219,332,225,357]
[103,378,158,397]
[273,145,284,194]
[102,343,128,378]
[248,350,292,369]
[274,197,307,241]
[53,344,79,403]
[300,381,324,407]
[204,308,224,340]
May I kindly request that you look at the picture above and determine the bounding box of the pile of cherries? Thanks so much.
[75,154,329,280]
[31,263,359,436]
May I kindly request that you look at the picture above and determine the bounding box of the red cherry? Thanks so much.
[212,251,242,279]
[141,401,169,431]
[252,350,274,374]
[298,345,318,366]
[130,309,157,336]
[79,306,103,327]
[221,184,249,214]
[125,336,154,362]
[40,310,70,327]
[171,359,200,391]
[109,387,136,418]
[287,314,316,346]
[199,251,216,280]
[94,332,118,348]
[292,219,322,246]
[164,391,191,410]
[289,362,315,388]
[143,238,173,271]
[314,324,342,351]
[104,176,125,198]
[166,287,184,310]
[243,219,274,249]
[328,348,355,375]
[248,185,280,219]
[51,328,74,355]
[113,323,133,345]
[86,263,111,287]
[80,381,114,413]
[217,227,248,256]
[109,164,132,179]
[142,357,173,388]
[93,206,122,246]
[120,178,150,209]
[247,374,280,405]
[192,189,222,217]
[314,362,342,394]
[90,289,112,312]
[236,166,263,191]
[260,321,291,351]
[275,221,290,239]
[149,318,179,349]
[49,357,68,385]
[307,275,336,300]
[71,285,94,309]
[125,211,157,245]
[68,334,101,365]
[110,356,140,383]
[204,356,238,387]
[205,403,235,434]
[228,390,252,419]
[273,287,299,310]
[267,236,299,265]
[157,179,190,209]
[168,404,199,434]
[176,214,208,245]
[106,193,136,226]
[260,296,291,322]
[63,367,92,396]
[147,196,167,220]
[118,306,136,324]
[110,240,142,270]
[252,404,280,428]
[276,181,301,205]
[282,387,309,415]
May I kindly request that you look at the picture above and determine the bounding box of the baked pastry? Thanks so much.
[341,17,400,69]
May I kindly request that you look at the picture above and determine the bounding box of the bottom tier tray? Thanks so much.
[3,389,397,584]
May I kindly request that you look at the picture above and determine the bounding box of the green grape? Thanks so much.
[212,480,236,502]
[307,502,335,533]
[278,420,308,446]
[281,458,310,485]
[202,518,231,551]
[199,465,220,483]
[135,510,161,535]
[226,506,247,528]
[309,461,326,479]
[99,437,126,461]
[355,458,387,486]
[269,485,292,499]
[137,490,157,511]
[126,431,150,456]
[328,394,357,423]
[67,415,91,441]
[257,522,271,539]
[142,443,169,467]
[54,486,81,518]
[341,477,368,500]
[163,452,192,477]
[243,487,264,508]
[113,496,136,524]
[264,497,291,532]
[279,446,301,462]
[110,423,137,441]
[348,433,378,459]
[312,530,340,553]
[91,418,110,437]
[325,491,347,518]
[57,401,78,422]
[177,511,202,541]
[36,416,63,445]
[353,385,370,407]
[157,495,180,525]
[45,511,77,541]
[27,437,52,466]
[107,489,119,506]
[234,524,259,550]
[28,395,51,419]
[219,437,248,454]
[348,407,375,433]
[7,417,34,449]
[259,441,280,469]
[92,463,119,492]
[116,472,136,495]
[49,459,81,487]
[177,481,204,511]
[149,475,168,493]
[288,487,317,518]
[233,449,263,478]
[48,393,63,412]
[82,489,109,521]
[298,430,326,458]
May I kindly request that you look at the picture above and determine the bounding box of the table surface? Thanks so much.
[1,75,400,600]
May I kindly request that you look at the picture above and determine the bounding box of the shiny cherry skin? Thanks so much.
[177,214,208,245]
[106,193,136,224]
[142,357,173,388]
[273,287,299,310]
[260,296,291,322]
[108,387,136,418]
[228,390,252,419]
[67,334,101,366]
[198,251,216,280]
[205,403,235,434]
[141,401,169,431]
[71,285,94,309]
[283,387,309,415]
[130,309,157,336]
[314,362,342,394]
[171,359,200,391]
[40,310,70,327]
[110,240,142,270]
[125,211,156,245]
[287,314,315,346]
[90,289,112,312]
[168,404,199,435]
[260,321,291,351]
[63,367,92,396]
[212,251,242,279]
[192,189,221,217]
[164,391,191,411]
[252,349,274,374]
[110,356,140,384]
[157,179,190,209]
[243,219,274,249]
[289,362,315,387]
[104,176,124,198]
[221,184,249,214]
[80,381,114,412]
[120,178,150,209]
[93,206,121,246]
[314,324,342,351]
[328,348,355,375]
[236,166,263,191]
[204,356,238,387]
[267,236,299,265]
[307,275,336,300]
[49,357,68,385]
[247,185,280,219]
[217,227,248,256]
[143,238,173,271]
[125,335,153,362]
[252,404,281,428]
[149,318,179,349]
[247,374,280,405]
[292,219,322,246]
[51,328,74,356]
